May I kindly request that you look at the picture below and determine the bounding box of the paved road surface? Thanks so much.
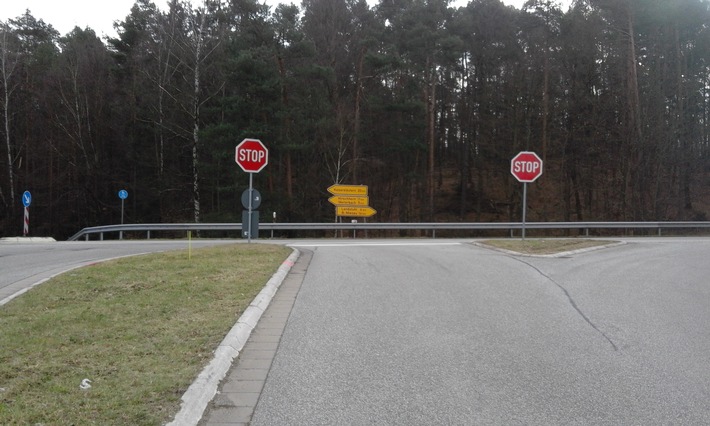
[3,238,710,424]
[249,239,710,425]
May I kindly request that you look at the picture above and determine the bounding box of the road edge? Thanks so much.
[166,248,301,426]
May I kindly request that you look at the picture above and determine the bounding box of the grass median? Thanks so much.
[480,238,612,255]
[0,243,292,425]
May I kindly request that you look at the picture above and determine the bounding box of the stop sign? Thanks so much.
[235,138,268,173]
[511,151,543,183]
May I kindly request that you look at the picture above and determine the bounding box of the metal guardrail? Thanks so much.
[67,221,710,241]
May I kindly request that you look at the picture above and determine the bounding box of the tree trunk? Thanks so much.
[541,48,549,164]
[624,0,643,220]
[1,38,14,208]
[190,4,209,224]
[352,46,367,183]
[426,59,436,222]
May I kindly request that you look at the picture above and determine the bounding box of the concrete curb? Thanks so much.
[0,237,56,243]
[167,248,301,426]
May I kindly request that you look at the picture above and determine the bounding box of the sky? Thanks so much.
[1,0,569,38]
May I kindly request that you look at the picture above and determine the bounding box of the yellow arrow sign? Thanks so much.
[336,206,377,217]
[327,184,368,196]
[328,195,369,206]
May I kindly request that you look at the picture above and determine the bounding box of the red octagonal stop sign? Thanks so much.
[235,138,268,173]
[511,151,543,183]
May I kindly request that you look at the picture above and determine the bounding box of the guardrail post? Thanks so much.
[658,227,662,237]
[147,230,151,240]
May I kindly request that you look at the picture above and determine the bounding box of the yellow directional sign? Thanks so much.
[328,195,369,206]
[327,184,368,196]
[336,206,377,217]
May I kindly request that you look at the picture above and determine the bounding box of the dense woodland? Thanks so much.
[1,0,709,239]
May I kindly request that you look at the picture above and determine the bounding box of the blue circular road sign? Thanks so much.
[22,191,31,207]
[118,189,128,200]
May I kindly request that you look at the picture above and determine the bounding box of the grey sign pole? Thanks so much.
[521,182,527,240]
[118,190,128,240]
[241,187,260,242]
[236,138,267,242]
[247,173,253,243]
[511,151,542,240]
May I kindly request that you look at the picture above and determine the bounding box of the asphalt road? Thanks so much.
[0,239,237,305]
[3,237,709,424]
[251,238,710,425]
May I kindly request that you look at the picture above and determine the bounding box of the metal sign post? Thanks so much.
[248,173,253,243]
[118,190,128,240]
[22,191,31,237]
[510,152,543,240]
[522,182,528,240]
[23,207,29,237]
[236,138,268,243]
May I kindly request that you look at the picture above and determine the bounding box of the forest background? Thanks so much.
[1,0,709,239]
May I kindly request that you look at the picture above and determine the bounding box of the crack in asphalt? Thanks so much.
[512,256,619,352]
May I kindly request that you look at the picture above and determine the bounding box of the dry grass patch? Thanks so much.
[0,243,291,425]
[480,239,613,255]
